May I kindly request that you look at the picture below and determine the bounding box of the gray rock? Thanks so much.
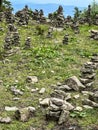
[10,86,23,95]
[48,110,61,119]
[39,88,46,94]
[80,78,92,84]
[0,117,11,124]
[83,105,93,109]
[65,76,85,91]
[5,106,18,111]
[50,92,65,99]
[89,91,98,103]
[74,106,83,111]
[39,98,50,106]
[82,99,98,107]
[57,85,71,91]
[51,98,64,106]
[62,101,74,111]
[49,102,61,111]
[73,94,80,99]
[58,110,69,125]
[26,76,38,84]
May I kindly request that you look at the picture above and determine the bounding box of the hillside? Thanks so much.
[0,7,98,130]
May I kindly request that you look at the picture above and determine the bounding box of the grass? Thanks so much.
[0,20,98,130]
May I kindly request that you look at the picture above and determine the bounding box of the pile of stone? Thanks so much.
[4,33,12,50]
[80,62,96,89]
[24,37,31,49]
[4,24,20,50]
[40,76,86,124]
[89,29,98,40]
[39,54,98,125]
[4,9,15,24]
[46,27,53,38]
[32,9,46,23]
[62,34,69,44]
[0,12,4,22]
[70,22,80,34]
[12,31,20,46]
[48,5,65,27]
[40,97,74,125]
[15,6,30,25]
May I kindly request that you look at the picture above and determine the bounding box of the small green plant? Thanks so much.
[70,111,87,118]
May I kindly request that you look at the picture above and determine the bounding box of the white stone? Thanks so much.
[5,106,18,111]
[39,88,46,94]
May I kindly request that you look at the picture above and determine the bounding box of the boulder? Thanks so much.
[65,76,85,91]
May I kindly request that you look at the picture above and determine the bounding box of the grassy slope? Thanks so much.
[0,21,98,130]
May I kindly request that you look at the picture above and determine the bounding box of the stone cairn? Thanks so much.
[86,5,92,26]
[48,5,65,27]
[39,54,98,125]
[4,24,20,50]
[32,9,46,23]
[46,27,53,38]
[0,12,4,22]
[70,21,80,34]
[4,9,15,24]
[24,37,31,49]
[62,34,69,44]
[15,5,30,25]
[89,29,98,40]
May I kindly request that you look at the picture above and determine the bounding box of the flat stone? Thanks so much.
[54,89,67,97]
[47,110,61,119]
[85,81,94,87]
[82,99,98,107]
[39,98,50,106]
[74,106,83,111]
[81,68,94,74]
[49,102,61,111]
[57,85,71,91]
[65,76,85,91]
[62,101,74,111]
[0,117,11,124]
[39,88,46,94]
[83,105,93,109]
[51,98,64,106]
[73,94,80,99]
[50,92,64,99]
[31,88,39,92]
[80,78,92,84]
[64,93,72,101]
[89,91,98,103]
[5,106,18,111]
[80,73,96,79]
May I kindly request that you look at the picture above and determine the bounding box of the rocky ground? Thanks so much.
[0,8,98,130]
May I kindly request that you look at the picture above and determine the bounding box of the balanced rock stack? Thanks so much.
[4,24,20,50]
[15,6,30,25]
[4,10,15,24]
[80,62,96,89]
[40,97,74,125]
[24,37,31,49]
